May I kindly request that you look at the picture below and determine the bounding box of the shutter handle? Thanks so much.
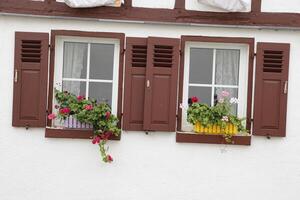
[14,70,18,83]
[146,80,150,88]
[284,81,288,94]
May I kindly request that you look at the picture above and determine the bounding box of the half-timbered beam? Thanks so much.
[1,0,300,29]
[251,0,262,13]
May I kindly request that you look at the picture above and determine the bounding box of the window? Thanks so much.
[181,42,249,131]
[52,36,120,127]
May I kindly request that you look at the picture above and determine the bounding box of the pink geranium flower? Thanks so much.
[221,90,230,97]
[47,113,56,120]
[77,95,85,101]
[85,105,93,111]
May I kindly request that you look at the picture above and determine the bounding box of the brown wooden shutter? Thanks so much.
[143,37,180,132]
[253,42,290,137]
[123,37,148,131]
[12,32,49,128]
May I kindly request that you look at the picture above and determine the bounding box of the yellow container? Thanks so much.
[194,121,238,135]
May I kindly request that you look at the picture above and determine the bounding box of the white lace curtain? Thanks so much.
[198,0,251,12]
[63,43,87,96]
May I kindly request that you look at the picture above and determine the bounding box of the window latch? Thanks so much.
[14,70,18,83]
[284,81,288,94]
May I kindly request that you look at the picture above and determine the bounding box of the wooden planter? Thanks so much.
[177,122,251,146]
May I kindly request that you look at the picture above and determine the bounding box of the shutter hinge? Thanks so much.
[179,49,183,56]
[25,124,30,130]
[122,49,126,54]
[49,44,54,51]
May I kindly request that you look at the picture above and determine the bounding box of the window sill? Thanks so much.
[176,132,251,146]
[45,127,121,140]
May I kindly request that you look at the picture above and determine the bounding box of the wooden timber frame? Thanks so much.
[1,0,300,28]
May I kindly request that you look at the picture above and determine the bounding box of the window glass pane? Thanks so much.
[62,81,86,96]
[89,82,113,106]
[189,86,212,106]
[89,43,114,80]
[215,87,238,115]
[189,48,214,84]
[63,42,88,79]
[215,49,240,85]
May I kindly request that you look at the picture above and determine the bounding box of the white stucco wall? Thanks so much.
[262,0,300,13]
[0,15,300,200]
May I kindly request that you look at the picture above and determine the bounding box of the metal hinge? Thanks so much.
[49,44,54,51]
[25,124,30,130]
[179,49,183,56]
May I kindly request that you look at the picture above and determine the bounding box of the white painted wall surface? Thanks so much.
[262,0,300,13]
[0,15,300,200]
[186,0,251,12]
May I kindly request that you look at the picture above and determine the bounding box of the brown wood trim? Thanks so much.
[177,36,254,132]
[45,128,121,140]
[124,0,132,8]
[251,0,262,13]
[47,30,125,135]
[2,0,300,28]
[175,0,185,10]
[176,132,251,146]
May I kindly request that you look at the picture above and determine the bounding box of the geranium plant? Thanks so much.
[48,89,121,163]
[187,91,247,141]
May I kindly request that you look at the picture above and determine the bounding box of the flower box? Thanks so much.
[63,116,93,129]
[176,131,251,146]
[194,122,238,135]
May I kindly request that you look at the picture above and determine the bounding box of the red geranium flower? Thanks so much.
[92,136,101,144]
[191,96,199,103]
[101,132,112,140]
[105,111,111,120]
[85,105,93,111]
[59,107,71,114]
[106,155,113,163]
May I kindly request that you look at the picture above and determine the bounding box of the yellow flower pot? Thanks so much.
[194,121,238,135]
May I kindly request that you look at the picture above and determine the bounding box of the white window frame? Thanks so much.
[181,42,249,131]
[53,36,120,116]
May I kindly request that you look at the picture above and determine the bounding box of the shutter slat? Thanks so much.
[253,42,290,137]
[12,32,49,127]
